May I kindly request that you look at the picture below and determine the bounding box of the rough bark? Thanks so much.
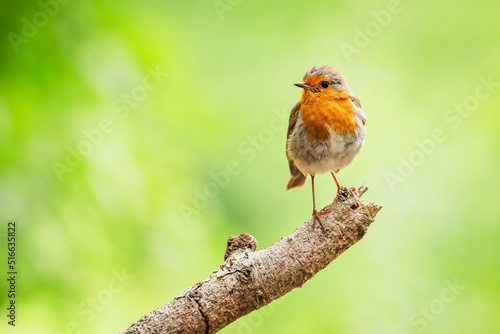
[121,187,382,334]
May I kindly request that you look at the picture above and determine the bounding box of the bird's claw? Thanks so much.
[335,187,351,202]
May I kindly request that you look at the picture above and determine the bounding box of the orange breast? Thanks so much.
[299,90,357,141]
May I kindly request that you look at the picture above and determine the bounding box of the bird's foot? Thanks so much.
[334,184,368,202]
[334,187,351,202]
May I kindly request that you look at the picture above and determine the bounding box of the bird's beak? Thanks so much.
[294,81,310,90]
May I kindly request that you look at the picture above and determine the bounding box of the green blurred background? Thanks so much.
[1,0,499,333]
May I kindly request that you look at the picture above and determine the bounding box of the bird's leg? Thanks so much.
[331,172,362,202]
[331,172,348,202]
[330,172,342,192]
[311,175,326,231]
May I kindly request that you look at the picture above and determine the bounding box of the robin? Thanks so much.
[286,65,366,227]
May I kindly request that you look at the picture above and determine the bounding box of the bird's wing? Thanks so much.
[350,95,361,108]
[286,102,301,144]
[286,102,306,190]
[350,95,366,126]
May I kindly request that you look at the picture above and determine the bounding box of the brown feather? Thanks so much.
[350,95,365,125]
[286,102,307,189]
[349,95,361,108]
[286,160,306,190]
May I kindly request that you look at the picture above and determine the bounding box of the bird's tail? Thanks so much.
[286,161,307,190]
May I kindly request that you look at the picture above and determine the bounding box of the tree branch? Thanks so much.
[121,186,382,334]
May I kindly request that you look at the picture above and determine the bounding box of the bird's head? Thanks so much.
[294,66,352,95]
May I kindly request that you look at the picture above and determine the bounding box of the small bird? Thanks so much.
[286,65,366,226]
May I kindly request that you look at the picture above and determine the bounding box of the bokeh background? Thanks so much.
[1,0,499,333]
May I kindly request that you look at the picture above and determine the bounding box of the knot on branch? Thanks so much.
[336,185,382,222]
[224,233,257,261]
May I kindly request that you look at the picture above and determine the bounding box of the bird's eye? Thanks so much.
[320,81,330,88]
